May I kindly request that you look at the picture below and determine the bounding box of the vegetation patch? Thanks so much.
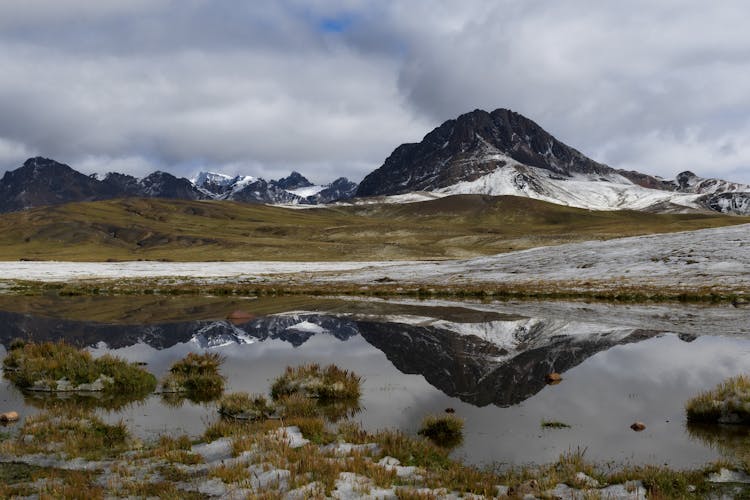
[2,340,156,398]
[686,375,750,424]
[417,414,464,448]
[541,419,572,429]
[0,196,746,262]
[270,363,361,401]
[218,392,273,420]
[0,408,130,459]
[160,351,225,402]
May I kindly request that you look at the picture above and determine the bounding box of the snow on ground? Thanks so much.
[0,224,747,291]
[0,260,407,282]
[321,223,750,290]
[355,297,750,337]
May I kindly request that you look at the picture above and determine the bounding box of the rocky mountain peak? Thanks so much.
[273,171,313,190]
[356,108,614,197]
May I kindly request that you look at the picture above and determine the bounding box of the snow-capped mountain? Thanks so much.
[0,157,209,212]
[0,157,357,212]
[192,169,358,205]
[2,109,749,214]
[356,108,750,214]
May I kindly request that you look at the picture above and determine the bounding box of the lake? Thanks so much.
[1,294,749,468]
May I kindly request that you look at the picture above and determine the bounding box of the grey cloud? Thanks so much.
[1,1,749,183]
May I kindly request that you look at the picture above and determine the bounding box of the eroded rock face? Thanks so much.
[702,192,750,215]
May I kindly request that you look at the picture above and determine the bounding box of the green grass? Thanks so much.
[417,414,464,448]
[2,340,156,397]
[161,352,225,402]
[541,419,572,429]
[270,363,362,402]
[0,195,745,261]
[686,375,750,424]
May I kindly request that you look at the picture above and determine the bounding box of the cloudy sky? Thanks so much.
[1,0,750,184]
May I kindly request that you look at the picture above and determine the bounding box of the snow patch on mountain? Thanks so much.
[287,185,326,198]
[434,163,704,211]
[372,314,634,360]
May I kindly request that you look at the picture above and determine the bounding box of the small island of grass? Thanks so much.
[160,352,226,402]
[2,340,156,397]
[686,375,750,424]
[218,392,273,421]
[417,413,464,448]
[270,363,361,401]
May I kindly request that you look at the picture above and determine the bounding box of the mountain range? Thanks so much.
[1,108,749,214]
[0,157,358,213]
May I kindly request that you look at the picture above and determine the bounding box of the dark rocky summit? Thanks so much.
[356,108,620,197]
[354,108,750,215]
[0,157,105,212]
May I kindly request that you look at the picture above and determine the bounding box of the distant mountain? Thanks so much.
[355,108,750,214]
[0,157,358,212]
[192,169,358,205]
[0,157,107,212]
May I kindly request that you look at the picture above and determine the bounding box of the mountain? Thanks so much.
[192,169,358,205]
[0,157,358,212]
[139,171,208,200]
[0,157,106,212]
[355,108,750,214]
[274,171,313,190]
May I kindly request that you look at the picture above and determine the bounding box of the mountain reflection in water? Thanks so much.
[0,304,666,407]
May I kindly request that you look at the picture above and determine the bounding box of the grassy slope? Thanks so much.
[0,195,746,262]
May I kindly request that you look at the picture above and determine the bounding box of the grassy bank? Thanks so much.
[0,195,745,261]
[5,277,748,304]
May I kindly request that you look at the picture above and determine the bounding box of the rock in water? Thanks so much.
[630,421,646,431]
[0,411,19,422]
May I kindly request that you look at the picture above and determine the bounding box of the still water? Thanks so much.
[0,294,748,467]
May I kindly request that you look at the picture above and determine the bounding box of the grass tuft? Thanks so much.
[218,392,273,420]
[160,351,225,402]
[417,414,464,448]
[270,363,361,402]
[686,375,750,424]
[2,341,156,398]
[541,419,572,429]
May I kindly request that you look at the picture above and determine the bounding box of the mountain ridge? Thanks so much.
[0,157,357,212]
[2,107,749,214]
[356,108,750,214]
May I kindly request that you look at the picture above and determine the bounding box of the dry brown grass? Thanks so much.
[0,195,744,262]
[686,374,750,424]
[0,407,130,459]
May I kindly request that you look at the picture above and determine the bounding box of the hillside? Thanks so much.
[0,196,746,262]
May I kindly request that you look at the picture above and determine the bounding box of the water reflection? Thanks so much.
[687,423,750,464]
[0,308,662,408]
[1,296,749,466]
